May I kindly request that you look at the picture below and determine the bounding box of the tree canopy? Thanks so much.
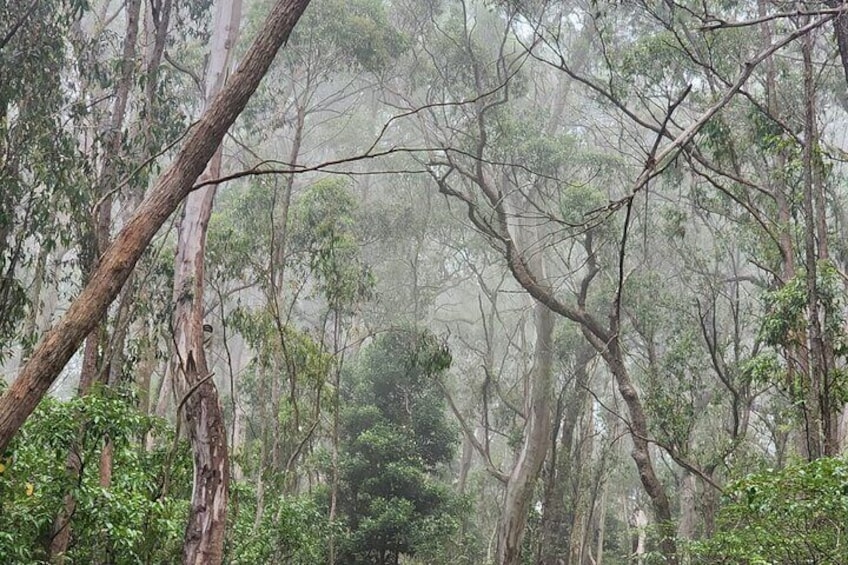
[3,0,848,563]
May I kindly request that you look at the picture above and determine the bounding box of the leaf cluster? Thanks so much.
[689,457,848,564]
[335,329,460,564]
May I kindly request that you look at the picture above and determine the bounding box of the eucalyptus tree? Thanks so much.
[506,0,848,552]
[375,3,598,561]
[48,0,150,555]
[166,0,244,561]
[569,0,848,462]
[624,0,848,462]
[0,9,316,565]
[0,0,312,442]
[381,0,845,562]
[383,2,669,560]
[199,0,407,547]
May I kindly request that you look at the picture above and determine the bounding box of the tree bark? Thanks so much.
[172,0,241,562]
[676,471,697,540]
[0,0,314,454]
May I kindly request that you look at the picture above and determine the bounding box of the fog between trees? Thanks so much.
[2,0,848,563]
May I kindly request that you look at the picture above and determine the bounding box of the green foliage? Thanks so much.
[0,389,191,563]
[207,180,274,283]
[336,329,460,564]
[757,263,848,401]
[760,274,808,349]
[619,30,692,94]
[0,386,348,565]
[0,0,89,353]
[643,330,700,453]
[688,457,848,564]
[700,115,737,167]
[558,183,608,228]
[231,307,331,381]
[289,0,408,73]
[229,308,331,484]
[491,109,575,176]
[226,484,333,564]
[739,351,783,387]
[293,177,374,312]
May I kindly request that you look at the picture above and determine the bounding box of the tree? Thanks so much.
[335,330,459,565]
[0,0,87,360]
[168,0,242,561]
[0,0,314,455]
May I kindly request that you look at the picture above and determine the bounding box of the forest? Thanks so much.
[2,0,848,563]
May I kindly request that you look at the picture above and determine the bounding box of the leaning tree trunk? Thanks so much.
[0,0,313,454]
[170,0,241,562]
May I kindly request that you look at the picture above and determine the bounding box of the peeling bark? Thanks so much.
[172,0,241,562]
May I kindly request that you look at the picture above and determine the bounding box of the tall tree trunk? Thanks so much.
[496,300,554,565]
[171,0,241,562]
[327,313,345,564]
[597,337,676,560]
[0,0,313,454]
[267,99,305,477]
[630,508,648,565]
[800,28,833,459]
[569,397,596,565]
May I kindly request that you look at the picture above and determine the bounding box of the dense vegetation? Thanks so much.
[2,0,848,563]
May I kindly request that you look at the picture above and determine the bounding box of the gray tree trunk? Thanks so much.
[171,0,241,562]
[496,300,554,564]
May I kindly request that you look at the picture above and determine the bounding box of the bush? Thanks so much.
[689,457,848,564]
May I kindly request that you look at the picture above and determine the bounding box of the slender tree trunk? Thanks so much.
[676,471,697,540]
[253,364,269,531]
[826,0,848,92]
[267,100,305,475]
[173,132,231,565]
[171,0,241,562]
[458,433,474,496]
[227,333,248,481]
[328,313,344,565]
[137,331,158,414]
[594,469,610,565]
[496,300,554,565]
[801,29,830,459]
[569,398,596,565]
